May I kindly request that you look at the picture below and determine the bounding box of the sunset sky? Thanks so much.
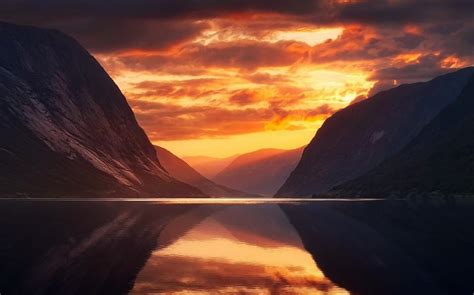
[2,0,473,157]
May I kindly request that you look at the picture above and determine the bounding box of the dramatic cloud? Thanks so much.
[1,0,472,155]
[128,100,334,141]
[2,1,472,24]
[63,20,209,53]
[228,90,260,106]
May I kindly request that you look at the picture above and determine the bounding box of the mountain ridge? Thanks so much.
[277,67,474,197]
[154,146,250,197]
[0,21,203,197]
[213,146,305,196]
[331,74,474,197]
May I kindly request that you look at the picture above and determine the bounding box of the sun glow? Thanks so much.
[131,206,349,294]
[270,28,344,46]
[104,62,373,157]
[155,129,318,158]
[95,17,438,158]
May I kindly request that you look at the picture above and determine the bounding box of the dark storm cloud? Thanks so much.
[370,54,450,82]
[431,22,474,58]
[0,0,320,21]
[335,0,474,24]
[1,0,473,54]
[367,54,456,96]
[181,41,303,70]
[59,19,209,53]
[99,40,303,72]
[2,0,472,24]
[394,34,423,50]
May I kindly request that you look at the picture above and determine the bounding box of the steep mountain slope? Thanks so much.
[277,67,474,196]
[0,22,202,197]
[213,147,304,196]
[332,75,474,197]
[154,146,248,197]
[183,155,238,179]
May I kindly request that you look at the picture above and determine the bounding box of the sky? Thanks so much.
[1,0,473,157]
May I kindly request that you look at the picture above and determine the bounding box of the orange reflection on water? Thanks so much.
[130,205,348,294]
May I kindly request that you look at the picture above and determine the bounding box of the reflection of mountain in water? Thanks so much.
[282,200,474,295]
[2,200,474,294]
[0,201,198,295]
[131,204,347,294]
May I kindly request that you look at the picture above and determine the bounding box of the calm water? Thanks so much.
[0,199,473,294]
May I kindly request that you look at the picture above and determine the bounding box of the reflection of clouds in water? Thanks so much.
[130,255,345,294]
[131,205,348,294]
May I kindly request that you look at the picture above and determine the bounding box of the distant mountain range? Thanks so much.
[183,155,238,179]
[211,147,305,196]
[278,67,474,197]
[154,146,248,197]
[0,22,203,198]
[332,75,474,197]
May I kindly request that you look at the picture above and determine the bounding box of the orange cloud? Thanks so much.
[128,98,335,142]
[1,1,473,156]
[87,10,473,157]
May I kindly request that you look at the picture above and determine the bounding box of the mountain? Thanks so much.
[183,155,238,179]
[212,147,305,196]
[277,67,474,197]
[0,22,203,198]
[154,146,248,197]
[331,74,474,197]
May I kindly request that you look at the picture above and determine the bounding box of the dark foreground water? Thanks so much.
[0,199,473,295]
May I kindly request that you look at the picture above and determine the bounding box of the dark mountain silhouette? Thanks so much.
[277,67,474,197]
[154,146,249,197]
[213,147,304,196]
[332,75,474,197]
[183,154,238,179]
[0,22,203,197]
[282,200,474,294]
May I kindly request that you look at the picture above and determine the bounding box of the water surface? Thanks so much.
[0,198,473,294]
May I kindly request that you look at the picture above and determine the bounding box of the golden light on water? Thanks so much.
[130,205,349,294]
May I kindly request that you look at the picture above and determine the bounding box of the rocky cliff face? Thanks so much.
[277,67,474,196]
[0,22,202,197]
[332,75,474,197]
